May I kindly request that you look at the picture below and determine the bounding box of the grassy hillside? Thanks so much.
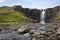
[0,9,25,22]
[0,8,34,26]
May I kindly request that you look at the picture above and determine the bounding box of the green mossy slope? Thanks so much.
[0,8,34,26]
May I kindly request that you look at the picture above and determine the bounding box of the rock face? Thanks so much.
[13,5,60,23]
[45,6,60,23]
[0,5,60,23]
[23,8,42,22]
[1,5,59,23]
[13,5,42,22]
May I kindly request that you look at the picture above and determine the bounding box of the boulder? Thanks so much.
[56,28,60,34]
[34,31,47,40]
[18,26,29,34]
[34,32,40,37]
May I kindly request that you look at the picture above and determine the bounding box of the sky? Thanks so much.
[0,0,60,9]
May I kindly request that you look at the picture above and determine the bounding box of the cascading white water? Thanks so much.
[39,10,46,33]
[40,10,45,24]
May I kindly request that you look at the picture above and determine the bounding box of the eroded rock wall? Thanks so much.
[13,5,42,22]
[13,5,60,23]
[45,6,60,23]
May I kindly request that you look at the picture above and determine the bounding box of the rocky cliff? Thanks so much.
[13,5,42,22]
[13,5,60,23]
[45,6,60,23]
[1,5,60,23]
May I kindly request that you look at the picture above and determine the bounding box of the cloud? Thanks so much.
[21,0,34,2]
[0,0,5,3]
[0,0,59,9]
[20,0,60,9]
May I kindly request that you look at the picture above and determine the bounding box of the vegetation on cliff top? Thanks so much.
[0,5,60,26]
[0,6,34,26]
[50,11,60,23]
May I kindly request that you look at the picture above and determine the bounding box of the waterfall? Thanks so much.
[40,10,45,24]
[39,10,46,33]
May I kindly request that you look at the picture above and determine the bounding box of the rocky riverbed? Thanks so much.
[0,23,60,40]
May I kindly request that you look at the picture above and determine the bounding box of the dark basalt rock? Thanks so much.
[13,5,60,23]
[45,6,60,23]
[13,5,42,22]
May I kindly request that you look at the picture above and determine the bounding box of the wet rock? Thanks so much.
[34,31,47,40]
[12,38,17,40]
[57,34,60,40]
[0,38,9,40]
[34,32,40,37]
[0,23,60,40]
[37,27,47,34]
[29,30,37,34]
[0,30,6,34]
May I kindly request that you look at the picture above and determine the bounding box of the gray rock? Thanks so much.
[17,26,29,34]
[57,28,60,34]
